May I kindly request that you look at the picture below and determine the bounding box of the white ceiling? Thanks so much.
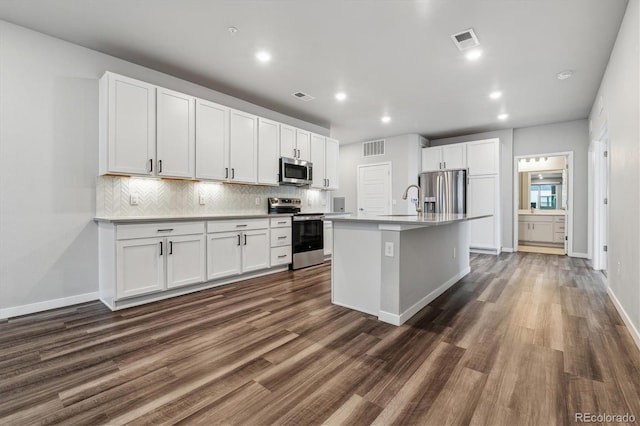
[0,0,629,143]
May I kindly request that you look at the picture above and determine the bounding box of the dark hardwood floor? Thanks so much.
[1,253,639,425]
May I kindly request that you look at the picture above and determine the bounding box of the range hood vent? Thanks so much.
[291,91,315,102]
[451,28,480,51]
[363,139,385,157]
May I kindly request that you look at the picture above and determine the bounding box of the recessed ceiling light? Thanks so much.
[556,70,574,80]
[498,113,509,120]
[465,49,483,61]
[255,51,272,63]
[335,92,347,102]
[381,116,391,124]
[228,26,238,34]
[489,91,502,100]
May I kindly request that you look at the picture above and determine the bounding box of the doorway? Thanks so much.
[513,153,573,256]
[357,162,392,215]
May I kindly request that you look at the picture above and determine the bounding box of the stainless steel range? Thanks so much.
[268,197,324,270]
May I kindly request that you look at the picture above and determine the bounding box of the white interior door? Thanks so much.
[357,163,391,215]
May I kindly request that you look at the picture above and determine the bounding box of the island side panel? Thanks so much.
[398,221,470,322]
[331,221,381,316]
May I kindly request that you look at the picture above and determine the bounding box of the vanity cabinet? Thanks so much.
[519,214,565,244]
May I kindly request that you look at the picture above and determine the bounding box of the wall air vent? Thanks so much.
[363,139,385,157]
[291,91,315,102]
[451,28,480,51]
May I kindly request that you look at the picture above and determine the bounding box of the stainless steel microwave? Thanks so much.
[279,157,312,186]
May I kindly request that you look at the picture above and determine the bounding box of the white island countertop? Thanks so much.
[329,212,491,226]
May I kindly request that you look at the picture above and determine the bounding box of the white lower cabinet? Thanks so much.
[324,220,333,257]
[468,175,500,251]
[207,219,270,279]
[111,222,206,300]
[269,217,292,267]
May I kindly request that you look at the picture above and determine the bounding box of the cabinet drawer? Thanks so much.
[520,215,554,223]
[207,219,269,233]
[271,246,291,266]
[270,217,292,228]
[117,222,204,240]
[554,232,565,243]
[270,227,291,247]
[555,223,566,231]
[554,215,566,223]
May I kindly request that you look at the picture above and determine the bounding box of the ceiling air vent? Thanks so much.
[291,91,315,102]
[451,28,480,51]
[363,139,385,157]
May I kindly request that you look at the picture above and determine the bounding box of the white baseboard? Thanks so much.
[607,287,640,352]
[331,300,378,317]
[0,292,99,320]
[378,266,471,326]
[570,252,589,259]
[501,247,515,253]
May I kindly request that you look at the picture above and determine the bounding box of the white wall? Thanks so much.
[513,120,590,255]
[431,129,514,250]
[334,134,423,215]
[0,21,329,317]
[588,0,639,342]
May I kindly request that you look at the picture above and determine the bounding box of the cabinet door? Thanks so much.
[421,147,442,172]
[529,222,554,242]
[229,110,258,184]
[467,139,499,176]
[280,124,297,158]
[257,118,280,185]
[296,129,311,161]
[207,232,242,280]
[325,137,340,190]
[242,229,270,273]
[157,88,195,178]
[310,134,326,189]
[105,73,156,175]
[442,144,466,169]
[195,99,229,180]
[518,220,527,241]
[116,237,164,299]
[166,234,206,289]
[468,175,498,250]
[324,221,333,256]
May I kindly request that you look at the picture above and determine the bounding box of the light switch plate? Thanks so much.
[255,197,261,205]
[385,242,394,257]
[199,194,206,205]
[129,193,139,206]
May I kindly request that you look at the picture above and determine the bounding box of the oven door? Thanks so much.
[280,157,312,185]
[292,217,324,253]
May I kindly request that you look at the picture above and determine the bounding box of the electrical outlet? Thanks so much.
[617,261,622,275]
[385,242,394,257]
[199,194,206,205]
[129,193,139,206]
[255,197,261,206]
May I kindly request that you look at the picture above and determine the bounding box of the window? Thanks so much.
[530,184,557,209]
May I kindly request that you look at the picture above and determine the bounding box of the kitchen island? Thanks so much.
[330,213,489,326]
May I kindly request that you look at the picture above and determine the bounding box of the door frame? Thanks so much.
[589,122,609,271]
[512,151,574,256]
[356,162,392,215]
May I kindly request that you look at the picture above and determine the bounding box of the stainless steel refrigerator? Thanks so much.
[418,169,467,214]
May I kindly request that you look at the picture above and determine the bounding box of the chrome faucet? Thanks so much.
[402,184,423,214]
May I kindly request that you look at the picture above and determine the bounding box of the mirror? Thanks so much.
[519,169,567,210]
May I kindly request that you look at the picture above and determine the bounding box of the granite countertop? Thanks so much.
[329,213,492,226]
[94,213,293,224]
[518,209,567,216]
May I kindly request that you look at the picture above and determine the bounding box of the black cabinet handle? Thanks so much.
[169,241,173,255]
[148,159,153,173]
[236,224,248,228]
[297,149,301,158]
[278,236,287,239]
[231,168,235,179]
[237,234,241,246]
[225,167,229,179]
[159,241,163,256]
[293,148,297,158]
[158,160,163,173]
[277,254,287,258]
[157,228,174,232]
[244,234,247,245]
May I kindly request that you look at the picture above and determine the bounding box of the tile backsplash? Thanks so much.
[96,176,330,217]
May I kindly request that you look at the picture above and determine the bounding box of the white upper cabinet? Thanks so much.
[195,99,229,180]
[421,144,466,171]
[296,129,311,161]
[280,124,297,159]
[325,137,339,190]
[442,144,466,169]
[257,118,280,185]
[229,109,258,184]
[421,146,442,172]
[100,72,156,176]
[466,139,499,176]
[156,87,195,178]
[310,133,326,189]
